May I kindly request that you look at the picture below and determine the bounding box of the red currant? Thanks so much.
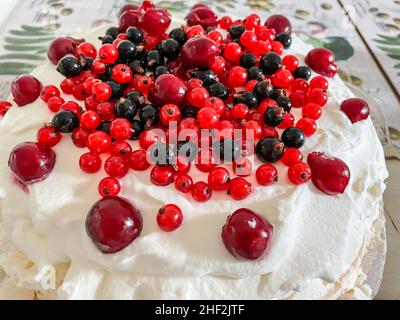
[207,30,223,44]
[129,149,151,171]
[219,16,233,30]
[98,44,119,64]
[87,131,112,153]
[110,118,132,141]
[208,167,230,191]
[197,107,219,129]
[210,56,226,74]
[92,82,112,102]
[187,87,209,107]
[282,55,299,72]
[290,90,306,108]
[47,96,65,113]
[150,165,175,186]
[98,177,121,197]
[272,69,293,88]
[96,102,115,121]
[160,104,181,125]
[288,162,312,185]
[136,75,153,95]
[40,85,60,103]
[231,103,249,121]
[174,174,193,193]
[240,31,257,48]
[196,150,217,172]
[61,101,82,116]
[186,25,205,38]
[110,141,132,157]
[77,42,97,59]
[187,78,203,90]
[271,41,284,55]
[228,66,247,87]
[307,88,328,106]
[281,148,303,166]
[157,204,183,232]
[112,64,133,84]
[84,96,99,111]
[79,152,102,174]
[244,120,262,140]
[92,59,107,75]
[296,117,317,137]
[37,125,62,147]
[72,127,91,148]
[233,158,253,177]
[105,156,129,178]
[310,76,329,91]
[139,130,163,150]
[228,177,252,200]
[191,181,212,202]
[243,14,261,30]
[60,78,74,94]
[302,102,322,120]
[256,164,278,186]
[277,113,295,129]
[80,110,101,130]
[72,84,89,101]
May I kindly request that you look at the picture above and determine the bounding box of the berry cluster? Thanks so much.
[4,1,361,257]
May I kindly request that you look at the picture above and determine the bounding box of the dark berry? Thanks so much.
[259,52,282,75]
[52,110,80,133]
[57,56,82,78]
[270,88,287,100]
[214,138,241,162]
[99,65,113,82]
[130,120,145,140]
[240,52,257,69]
[81,57,94,70]
[177,140,199,161]
[294,66,312,80]
[97,121,111,134]
[155,65,169,78]
[276,96,292,112]
[126,90,145,107]
[189,69,217,86]
[126,27,144,44]
[181,105,199,118]
[102,35,115,44]
[207,82,229,101]
[106,27,119,38]
[275,33,292,48]
[281,127,305,149]
[106,81,124,100]
[146,50,164,69]
[159,38,180,59]
[256,137,285,163]
[234,91,258,109]
[253,79,273,100]
[169,27,187,46]
[149,142,176,165]
[228,25,245,40]
[114,98,139,121]
[129,60,145,75]
[117,40,137,63]
[247,66,264,81]
[140,104,159,128]
[264,107,285,127]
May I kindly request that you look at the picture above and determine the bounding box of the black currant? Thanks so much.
[114,98,139,121]
[106,27,119,38]
[52,110,79,133]
[130,120,145,140]
[106,81,124,100]
[146,50,164,69]
[276,96,292,112]
[214,138,241,162]
[247,66,265,81]
[159,38,180,59]
[275,33,292,48]
[189,69,217,86]
[240,52,257,69]
[294,66,312,80]
[259,53,282,75]
[57,56,82,78]
[264,107,285,127]
[154,65,170,78]
[101,35,115,44]
[228,25,245,40]
[140,104,159,128]
[253,80,273,100]
[207,82,229,101]
[126,27,144,44]
[126,90,145,108]
[233,91,258,108]
[181,106,199,118]
[270,88,287,100]
[97,121,111,134]
[128,60,145,75]
[117,40,137,63]
[169,28,187,46]
[256,137,285,163]
[149,143,176,165]
[281,127,305,149]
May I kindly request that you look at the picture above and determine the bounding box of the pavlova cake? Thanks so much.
[0,1,388,300]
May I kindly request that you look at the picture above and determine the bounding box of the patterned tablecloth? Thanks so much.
[0,0,399,299]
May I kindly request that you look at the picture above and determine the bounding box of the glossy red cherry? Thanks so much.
[98,177,121,197]
[340,98,370,123]
[139,8,171,35]
[148,74,188,106]
[305,48,338,77]
[191,181,212,202]
[157,204,183,232]
[181,36,220,68]
[86,196,142,253]
[307,152,350,195]
[47,37,83,65]
[221,208,273,260]
[265,14,292,34]
[256,164,278,186]
[8,142,56,184]
[37,126,62,147]
[150,165,175,186]
[208,167,230,191]
[79,152,102,174]
[119,10,139,33]
[175,174,193,193]
[287,162,312,185]
[228,177,252,200]
[129,149,151,171]
[11,75,42,106]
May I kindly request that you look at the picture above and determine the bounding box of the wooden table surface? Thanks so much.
[0,0,399,299]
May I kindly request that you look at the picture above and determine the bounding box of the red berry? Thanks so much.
[302,102,322,120]
[197,107,219,129]
[191,181,212,202]
[228,177,252,200]
[288,162,312,185]
[251,40,272,55]
[40,85,60,103]
[110,118,132,141]
[92,82,112,102]
[84,78,101,95]
[340,98,370,123]
[61,101,82,115]
[290,90,306,108]
[105,156,129,178]
[181,36,220,68]
[208,167,230,191]
[150,165,175,186]
[231,103,249,121]
[221,208,273,260]
[233,158,253,177]
[175,174,193,193]
[281,148,303,166]
[277,113,295,129]
[271,41,284,55]
[87,131,112,153]
[307,88,328,106]
[305,48,337,77]
[60,78,74,94]
[307,152,350,195]
[72,127,91,148]
[291,78,309,92]
[110,141,132,157]
[282,55,299,72]
[157,204,183,232]
[219,16,233,30]
[11,75,42,106]
[77,42,97,59]
[47,96,65,113]
[111,64,132,84]
[0,101,12,117]
[138,8,171,36]
[240,30,257,48]
[86,196,142,253]
[186,25,205,38]
[92,59,107,75]
[296,117,317,137]
[172,155,191,174]
[148,74,188,106]
[228,66,248,87]
[244,120,263,140]
[261,126,279,139]
[244,13,261,30]
[98,177,121,197]
[272,69,293,88]
[79,152,102,174]
[139,130,163,150]
[80,110,101,130]
[310,76,329,90]
[72,84,89,101]
[265,14,292,34]
[245,79,258,92]
[129,149,151,171]
[223,42,242,63]
[37,125,62,147]
[98,44,119,64]
[96,102,115,121]
[196,150,217,172]
[256,26,275,41]
[208,29,223,44]
[256,164,278,186]
[210,56,226,74]
[187,78,203,90]
[187,87,209,107]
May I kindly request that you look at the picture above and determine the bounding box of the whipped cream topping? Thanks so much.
[0,24,388,299]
